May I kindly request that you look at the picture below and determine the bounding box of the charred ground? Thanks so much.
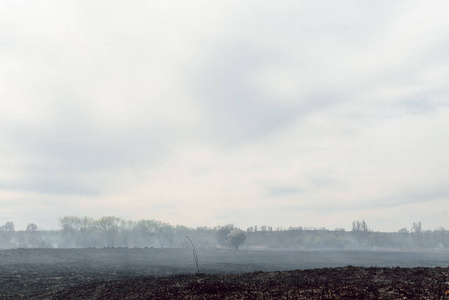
[35,267,449,299]
[1,248,449,299]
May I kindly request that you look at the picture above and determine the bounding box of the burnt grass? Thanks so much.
[1,248,449,299]
[31,266,449,299]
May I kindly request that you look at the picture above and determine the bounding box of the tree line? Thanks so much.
[0,217,448,250]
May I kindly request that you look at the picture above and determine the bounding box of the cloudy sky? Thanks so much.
[1,0,448,232]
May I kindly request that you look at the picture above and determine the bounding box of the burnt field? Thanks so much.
[1,248,449,299]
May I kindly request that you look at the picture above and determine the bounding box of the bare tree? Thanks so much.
[4,222,15,232]
[352,220,369,248]
[59,216,81,247]
[25,223,44,247]
[217,224,234,248]
[79,217,96,247]
[216,225,246,250]
[26,223,38,232]
[227,228,247,250]
[98,216,121,247]
[411,221,423,248]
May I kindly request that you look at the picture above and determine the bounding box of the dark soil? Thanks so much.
[1,248,449,299]
[33,267,449,299]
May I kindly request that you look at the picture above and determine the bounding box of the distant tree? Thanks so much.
[59,216,81,232]
[216,225,246,250]
[432,227,448,249]
[398,228,409,234]
[59,216,81,247]
[227,228,247,250]
[24,223,44,247]
[287,226,303,231]
[79,217,96,247]
[217,224,234,248]
[157,223,176,247]
[26,223,38,232]
[411,222,422,234]
[120,219,136,247]
[396,227,411,249]
[4,222,15,232]
[352,220,369,247]
[411,222,423,248]
[134,219,160,247]
[98,216,121,247]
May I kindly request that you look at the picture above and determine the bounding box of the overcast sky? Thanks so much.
[1,0,448,232]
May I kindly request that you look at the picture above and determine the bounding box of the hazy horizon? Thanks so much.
[1,1,449,232]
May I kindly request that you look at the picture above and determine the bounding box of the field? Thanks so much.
[1,248,449,299]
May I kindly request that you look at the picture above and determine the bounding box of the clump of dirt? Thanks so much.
[33,266,449,299]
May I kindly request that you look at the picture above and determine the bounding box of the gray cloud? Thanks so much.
[1,92,177,195]
[0,177,99,196]
[188,41,343,145]
[267,186,303,197]
[1,0,449,231]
